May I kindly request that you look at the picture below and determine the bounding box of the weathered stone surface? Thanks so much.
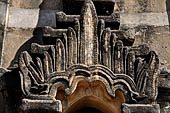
[20,99,62,112]
[0,0,167,113]
[120,13,169,27]
[8,8,39,28]
[159,77,170,89]
[0,1,7,26]
[117,0,166,14]
[158,72,170,104]
[1,28,35,68]
[0,1,7,65]
[15,1,160,108]
[161,105,170,113]
[122,104,160,113]
[10,0,43,9]
[79,0,98,65]
[37,10,57,27]
[129,26,170,70]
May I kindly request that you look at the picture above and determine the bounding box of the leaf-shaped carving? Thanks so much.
[19,51,52,95]
[80,0,98,65]
[101,28,111,68]
[44,51,53,79]
[17,0,160,104]
[56,39,66,72]
[145,51,159,102]
[126,52,135,79]
[68,27,78,66]
[114,40,124,74]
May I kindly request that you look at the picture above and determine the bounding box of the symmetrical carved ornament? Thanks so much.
[17,0,159,112]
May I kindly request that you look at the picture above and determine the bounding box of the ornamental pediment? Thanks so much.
[0,0,160,113]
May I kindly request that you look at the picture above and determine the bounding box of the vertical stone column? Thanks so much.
[0,0,9,65]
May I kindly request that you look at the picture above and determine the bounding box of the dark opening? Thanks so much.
[63,0,115,16]
[74,107,103,113]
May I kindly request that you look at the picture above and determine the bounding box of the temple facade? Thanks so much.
[0,0,170,113]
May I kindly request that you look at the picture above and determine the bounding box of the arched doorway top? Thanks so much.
[56,80,125,113]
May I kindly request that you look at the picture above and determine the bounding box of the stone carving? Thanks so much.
[122,104,160,113]
[12,0,161,112]
[18,0,159,104]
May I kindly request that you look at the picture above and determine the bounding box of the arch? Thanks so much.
[48,64,138,99]
[56,80,125,113]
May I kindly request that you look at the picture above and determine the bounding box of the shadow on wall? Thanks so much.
[39,0,63,10]
[8,29,44,68]
[8,0,63,68]
[166,0,170,28]
[4,1,63,112]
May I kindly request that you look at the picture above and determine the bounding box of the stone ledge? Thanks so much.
[122,104,160,113]
[20,99,62,112]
